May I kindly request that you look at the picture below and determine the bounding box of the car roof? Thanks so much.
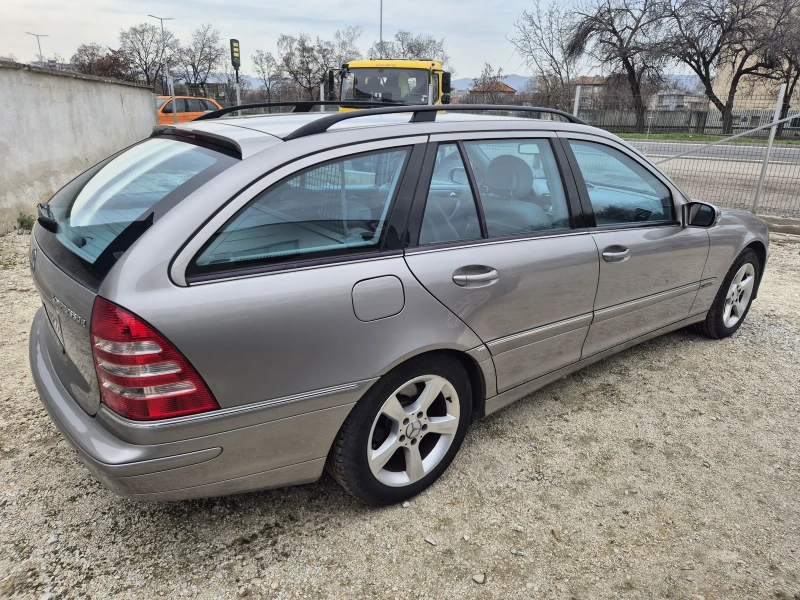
[168,110,620,159]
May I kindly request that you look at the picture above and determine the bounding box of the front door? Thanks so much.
[560,135,710,357]
[404,137,599,393]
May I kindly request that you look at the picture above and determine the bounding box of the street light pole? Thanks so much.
[25,32,48,67]
[148,14,177,125]
[379,0,383,58]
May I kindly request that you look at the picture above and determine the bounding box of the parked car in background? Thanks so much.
[155,96,222,124]
[29,103,769,505]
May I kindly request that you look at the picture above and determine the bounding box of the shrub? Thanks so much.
[17,214,35,232]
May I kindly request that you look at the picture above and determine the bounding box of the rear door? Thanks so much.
[404,134,599,393]
[559,134,709,357]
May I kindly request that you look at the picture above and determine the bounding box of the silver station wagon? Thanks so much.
[29,103,769,504]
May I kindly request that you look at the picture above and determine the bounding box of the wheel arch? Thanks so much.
[744,240,767,299]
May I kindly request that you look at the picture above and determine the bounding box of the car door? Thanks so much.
[404,134,599,393]
[559,134,710,357]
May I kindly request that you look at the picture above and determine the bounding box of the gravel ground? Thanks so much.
[1,231,798,600]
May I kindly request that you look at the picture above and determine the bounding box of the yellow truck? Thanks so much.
[337,59,452,106]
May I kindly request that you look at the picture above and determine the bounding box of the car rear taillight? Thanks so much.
[90,297,219,421]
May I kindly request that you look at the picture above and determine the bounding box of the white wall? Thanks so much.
[0,61,156,233]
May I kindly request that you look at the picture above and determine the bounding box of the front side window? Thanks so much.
[464,139,570,237]
[568,140,674,225]
[187,98,204,112]
[191,148,410,275]
[419,144,481,245]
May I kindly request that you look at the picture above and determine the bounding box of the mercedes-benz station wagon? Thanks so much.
[29,103,769,504]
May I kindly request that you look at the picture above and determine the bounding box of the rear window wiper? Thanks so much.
[37,203,58,233]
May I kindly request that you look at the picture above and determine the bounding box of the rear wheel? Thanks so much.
[328,354,471,505]
[695,248,760,339]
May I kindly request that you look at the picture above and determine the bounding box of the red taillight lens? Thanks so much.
[90,297,219,421]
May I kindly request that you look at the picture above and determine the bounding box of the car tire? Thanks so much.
[327,353,472,505]
[694,248,760,339]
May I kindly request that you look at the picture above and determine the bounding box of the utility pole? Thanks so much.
[25,32,48,67]
[148,14,177,125]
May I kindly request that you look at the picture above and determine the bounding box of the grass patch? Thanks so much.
[619,132,800,145]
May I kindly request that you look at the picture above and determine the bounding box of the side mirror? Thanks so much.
[449,167,469,185]
[442,72,452,94]
[682,201,720,228]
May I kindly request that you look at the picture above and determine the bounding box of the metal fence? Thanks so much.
[573,86,800,218]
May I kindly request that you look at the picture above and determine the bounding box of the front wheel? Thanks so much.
[328,354,471,505]
[695,248,760,339]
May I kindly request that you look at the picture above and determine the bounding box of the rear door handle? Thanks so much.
[453,269,500,286]
[602,247,630,262]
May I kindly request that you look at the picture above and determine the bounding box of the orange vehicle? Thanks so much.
[156,96,222,124]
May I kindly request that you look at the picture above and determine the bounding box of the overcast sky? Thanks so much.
[1,0,539,78]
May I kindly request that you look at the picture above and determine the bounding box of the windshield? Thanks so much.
[40,137,237,289]
[156,97,169,109]
[342,68,431,104]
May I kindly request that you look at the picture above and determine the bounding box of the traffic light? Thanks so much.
[230,39,240,70]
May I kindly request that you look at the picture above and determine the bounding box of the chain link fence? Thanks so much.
[574,87,800,218]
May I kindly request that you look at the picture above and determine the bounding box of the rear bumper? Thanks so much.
[29,309,359,501]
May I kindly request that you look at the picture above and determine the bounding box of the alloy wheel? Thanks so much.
[367,375,460,487]
[723,262,755,328]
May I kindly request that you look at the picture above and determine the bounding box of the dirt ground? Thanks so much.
[0,231,798,600]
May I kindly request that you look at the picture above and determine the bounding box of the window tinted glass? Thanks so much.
[156,97,168,109]
[419,144,481,245]
[187,98,204,112]
[464,139,569,237]
[202,100,218,111]
[192,148,410,273]
[176,99,189,113]
[161,100,173,114]
[568,140,674,225]
[40,138,237,289]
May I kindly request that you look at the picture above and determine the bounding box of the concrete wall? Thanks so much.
[0,61,156,233]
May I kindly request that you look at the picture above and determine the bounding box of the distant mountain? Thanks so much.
[451,74,534,93]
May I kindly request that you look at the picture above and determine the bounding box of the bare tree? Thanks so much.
[119,22,178,88]
[511,0,581,110]
[468,63,510,104]
[662,0,788,133]
[252,49,282,102]
[93,48,135,81]
[220,67,252,106]
[278,33,331,99]
[368,30,454,73]
[759,0,800,134]
[566,0,668,131]
[176,24,225,95]
[70,43,106,74]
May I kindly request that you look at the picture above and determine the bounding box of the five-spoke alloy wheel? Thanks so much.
[696,247,760,339]
[328,354,471,505]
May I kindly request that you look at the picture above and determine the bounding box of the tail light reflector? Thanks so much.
[90,297,219,421]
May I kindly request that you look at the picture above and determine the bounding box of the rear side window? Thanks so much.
[187,98,204,112]
[39,137,237,290]
[464,139,570,236]
[568,140,674,225]
[190,148,410,276]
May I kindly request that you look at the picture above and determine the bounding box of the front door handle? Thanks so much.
[453,268,500,286]
[602,247,631,262]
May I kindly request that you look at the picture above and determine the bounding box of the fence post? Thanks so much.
[573,85,582,118]
[752,83,786,214]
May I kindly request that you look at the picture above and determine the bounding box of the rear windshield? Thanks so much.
[38,137,237,290]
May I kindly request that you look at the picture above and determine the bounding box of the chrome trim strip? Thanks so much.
[699,278,716,289]
[487,313,593,356]
[484,312,706,416]
[466,345,492,363]
[405,231,589,256]
[592,282,700,324]
[102,380,370,431]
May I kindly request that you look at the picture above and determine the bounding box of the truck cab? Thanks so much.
[339,59,451,106]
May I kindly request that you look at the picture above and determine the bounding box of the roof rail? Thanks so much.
[282,104,588,141]
[193,100,403,121]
